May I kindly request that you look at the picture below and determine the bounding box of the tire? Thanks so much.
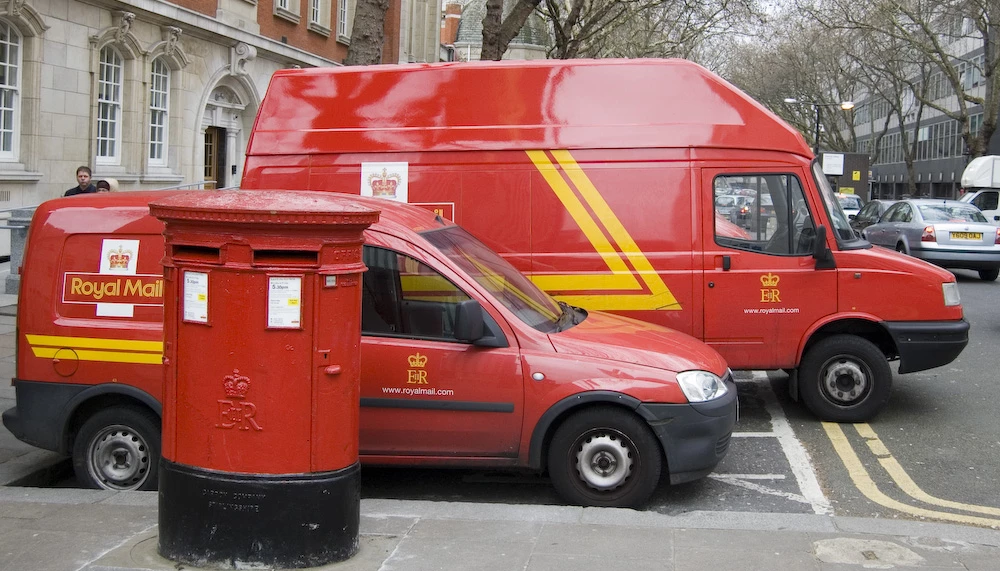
[72,406,160,491]
[798,335,892,423]
[547,406,662,508]
[979,268,999,281]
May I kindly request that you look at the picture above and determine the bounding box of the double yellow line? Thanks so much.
[824,422,1000,527]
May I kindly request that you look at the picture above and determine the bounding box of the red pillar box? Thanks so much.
[150,191,378,568]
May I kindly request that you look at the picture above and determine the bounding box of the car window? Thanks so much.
[918,204,989,223]
[839,195,863,210]
[972,191,999,211]
[713,173,813,255]
[362,246,472,341]
[883,203,904,222]
[857,202,877,222]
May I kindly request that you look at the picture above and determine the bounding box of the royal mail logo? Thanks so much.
[217,368,262,431]
[407,352,428,384]
[62,273,164,305]
[108,246,132,270]
[361,162,408,203]
[760,273,781,303]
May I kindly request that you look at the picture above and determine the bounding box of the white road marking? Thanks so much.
[708,474,814,505]
[752,371,832,515]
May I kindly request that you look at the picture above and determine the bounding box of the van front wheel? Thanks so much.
[72,407,160,491]
[799,335,891,422]
[547,407,662,508]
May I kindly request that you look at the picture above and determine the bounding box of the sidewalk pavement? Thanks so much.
[2,291,1000,570]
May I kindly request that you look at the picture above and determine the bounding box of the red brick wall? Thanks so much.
[174,0,217,18]
[258,0,349,63]
[441,2,461,46]
[381,0,401,64]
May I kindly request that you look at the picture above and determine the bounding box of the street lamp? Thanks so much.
[783,98,855,155]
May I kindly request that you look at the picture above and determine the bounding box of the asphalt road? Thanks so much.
[19,269,1000,526]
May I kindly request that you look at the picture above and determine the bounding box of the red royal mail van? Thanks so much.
[3,191,736,507]
[242,58,969,423]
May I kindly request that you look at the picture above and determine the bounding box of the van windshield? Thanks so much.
[421,226,563,332]
[812,162,861,243]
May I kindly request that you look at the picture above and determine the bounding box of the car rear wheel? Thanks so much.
[547,407,662,508]
[799,335,892,423]
[72,406,160,491]
[978,268,999,281]
[895,242,907,254]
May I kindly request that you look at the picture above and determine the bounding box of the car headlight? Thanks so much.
[677,370,729,403]
[942,282,961,307]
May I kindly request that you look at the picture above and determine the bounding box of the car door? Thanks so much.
[970,191,1000,225]
[358,243,524,459]
[702,170,837,370]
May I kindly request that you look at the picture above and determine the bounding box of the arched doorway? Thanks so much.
[202,85,248,189]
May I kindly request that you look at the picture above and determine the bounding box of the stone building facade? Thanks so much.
[0,0,442,210]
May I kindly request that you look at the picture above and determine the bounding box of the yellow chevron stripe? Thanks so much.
[526,150,681,311]
[26,334,163,352]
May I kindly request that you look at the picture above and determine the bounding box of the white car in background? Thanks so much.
[837,193,864,219]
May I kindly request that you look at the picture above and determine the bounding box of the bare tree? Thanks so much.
[481,0,544,60]
[345,0,391,65]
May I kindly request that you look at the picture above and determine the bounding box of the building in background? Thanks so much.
[850,28,999,200]
[0,0,442,208]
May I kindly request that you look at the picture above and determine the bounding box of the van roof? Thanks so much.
[248,59,811,157]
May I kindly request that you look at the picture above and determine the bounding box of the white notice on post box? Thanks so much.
[183,271,209,323]
[268,276,302,328]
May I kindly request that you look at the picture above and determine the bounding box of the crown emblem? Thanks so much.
[223,369,251,399]
[368,168,401,197]
[407,353,427,368]
[108,246,132,270]
[760,273,780,287]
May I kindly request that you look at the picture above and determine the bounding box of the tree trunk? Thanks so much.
[345,0,392,66]
[480,0,542,60]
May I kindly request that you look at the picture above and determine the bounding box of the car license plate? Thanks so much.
[951,232,982,240]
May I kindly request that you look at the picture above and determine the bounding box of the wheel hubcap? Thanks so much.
[822,359,868,404]
[89,426,150,490]
[575,432,633,491]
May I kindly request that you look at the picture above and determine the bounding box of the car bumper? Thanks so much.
[636,374,738,485]
[913,249,1000,271]
[884,319,970,374]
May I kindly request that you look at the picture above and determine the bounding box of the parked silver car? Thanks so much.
[862,199,1000,281]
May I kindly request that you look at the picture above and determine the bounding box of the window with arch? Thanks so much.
[148,57,169,166]
[0,19,21,160]
[97,46,123,164]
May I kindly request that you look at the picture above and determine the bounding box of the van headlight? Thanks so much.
[942,282,961,307]
[677,370,729,402]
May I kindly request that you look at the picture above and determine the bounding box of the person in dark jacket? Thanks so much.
[65,166,97,196]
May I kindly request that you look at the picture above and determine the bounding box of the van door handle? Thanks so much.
[722,255,731,271]
[324,365,342,376]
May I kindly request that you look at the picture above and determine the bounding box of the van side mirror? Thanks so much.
[813,225,836,269]
[454,299,485,342]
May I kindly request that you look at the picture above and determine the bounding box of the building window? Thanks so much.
[338,0,348,37]
[149,58,169,166]
[277,0,289,9]
[311,0,320,24]
[308,0,332,36]
[0,20,20,160]
[275,0,301,24]
[97,46,123,164]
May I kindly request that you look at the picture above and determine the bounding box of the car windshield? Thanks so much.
[918,203,988,223]
[812,162,858,242]
[420,225,563,332]
[839,195,863,210]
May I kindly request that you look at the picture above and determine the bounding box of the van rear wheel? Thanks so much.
[547,407,661,508]
[72,407,160,491]
[799,335,892,422]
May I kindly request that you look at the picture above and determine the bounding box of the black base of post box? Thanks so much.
[158,459,360,569]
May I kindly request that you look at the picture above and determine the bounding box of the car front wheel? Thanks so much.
[72,406,160,491]
[798,335,892,422]
[547,406,662,508]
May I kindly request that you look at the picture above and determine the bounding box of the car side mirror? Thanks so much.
[454,299,485,342]
[813,225,836,269]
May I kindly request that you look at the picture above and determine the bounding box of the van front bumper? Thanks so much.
[636,374,738,485]
[884,319,970,374]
